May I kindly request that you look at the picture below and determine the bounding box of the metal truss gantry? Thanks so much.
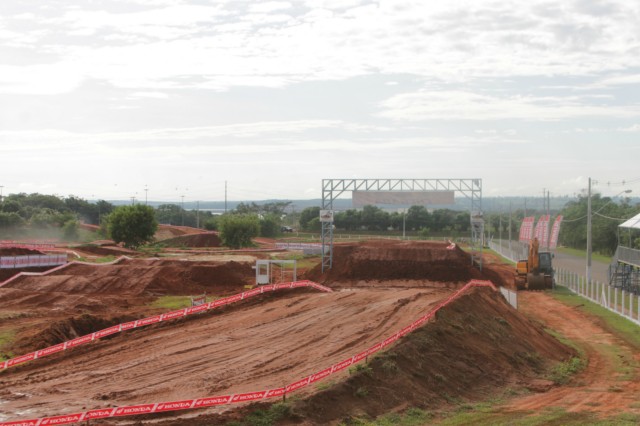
[321,178,484,272]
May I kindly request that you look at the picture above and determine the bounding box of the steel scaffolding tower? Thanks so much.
[321,178,484,272]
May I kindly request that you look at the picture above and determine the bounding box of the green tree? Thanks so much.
[219,214,260,248]
[0,212,25,229]
[260,214,281,238]
[62,219,79,241]
[406,205,430,231]
[106,204,158,248]
[299,207,320,231]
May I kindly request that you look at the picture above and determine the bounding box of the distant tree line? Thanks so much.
[559,193,640,255]
[297,205,472,236]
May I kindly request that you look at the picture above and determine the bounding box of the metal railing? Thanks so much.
[556,267,640,326]
[488,239,526,264]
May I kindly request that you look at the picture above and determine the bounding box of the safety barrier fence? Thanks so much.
[488,240,526,264]
[0,255,67,270]
[556,268,640,326]
[0,280,332,372]
[0,279,495,426]
[0,256,130,288]
[0,241,57,250]
[499,287,518,309]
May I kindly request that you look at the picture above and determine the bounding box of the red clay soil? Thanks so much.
[0,285,574,426]
[0,286,452,421]
[500,292,640,417]
[0,241,574,426]
[160,232,222,248]
[0,259,256,356]
[141,289,572,426]
[0,248,44,256]
[71,243,137,257]
[305,240,512,288]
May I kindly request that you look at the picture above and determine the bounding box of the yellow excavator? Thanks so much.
[515,237,554,290]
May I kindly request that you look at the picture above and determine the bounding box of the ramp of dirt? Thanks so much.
[159,232,221,248]
[305,240,512,288]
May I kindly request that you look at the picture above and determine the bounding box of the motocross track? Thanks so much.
[0,240,583,425]
[500,291,640,416]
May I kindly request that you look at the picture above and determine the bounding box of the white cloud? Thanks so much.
[378,90,640,121]
[248,2,292,14]
[2,0,640,94]
[618,124,640,132]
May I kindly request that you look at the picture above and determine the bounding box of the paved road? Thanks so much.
[492,239,611,284]
[553,251,610,284]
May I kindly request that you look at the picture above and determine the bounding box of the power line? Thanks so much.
[602,176,640,187]
[593,211,634,221]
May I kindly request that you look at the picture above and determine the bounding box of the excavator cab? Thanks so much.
[515,238,554,290]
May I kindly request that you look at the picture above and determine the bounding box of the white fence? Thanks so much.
[0,254,67,269]
[499,287,518,309]
[556,267,640,326]
[488,240,526,264]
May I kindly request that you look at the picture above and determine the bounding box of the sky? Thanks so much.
[1,0,640,203]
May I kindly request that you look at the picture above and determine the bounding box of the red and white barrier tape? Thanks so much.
[0,280,494,426]
[0,280,331,371]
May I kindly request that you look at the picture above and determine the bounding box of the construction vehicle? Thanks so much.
[515,237,554,290]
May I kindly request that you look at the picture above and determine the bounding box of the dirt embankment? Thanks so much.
[159,232,221,248]
[146,288,574,426]
[305,240,513,288]
[0,259,256,356]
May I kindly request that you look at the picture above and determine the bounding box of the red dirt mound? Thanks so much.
[148,287,574,426]
[11,313,135,355]
[305,240,510,287]
[72,244,137,257]
[160,232,221,248]
[0,248,44,256]
[0,259,255,310]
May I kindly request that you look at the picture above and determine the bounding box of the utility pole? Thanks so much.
[546,190,551,251]
[508,201,512,251]
[586,177,593,284]
[181,195,185,226]
[196,201,200,228]
[224,181,228,214]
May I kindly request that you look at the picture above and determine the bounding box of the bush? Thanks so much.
[219,214,260,249]
[260,214,281,238]
[62,220,79,241]
[106,204,158,248]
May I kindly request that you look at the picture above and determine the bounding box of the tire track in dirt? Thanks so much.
[499,292,640,416]
[0,287,451,422]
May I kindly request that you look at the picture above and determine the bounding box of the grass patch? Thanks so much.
[0,329,16,361]
[552,286,640,351]
[233,402,291,426]
[348,363,373,377]
[148,295,192,310]
[556,247,612,264]
[437,406,635,425]
[340,407,433,426]
[487,249,517,265]
[548,357,585,384]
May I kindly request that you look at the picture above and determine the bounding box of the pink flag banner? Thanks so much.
[518,217,535,242]
[549,215,563,249]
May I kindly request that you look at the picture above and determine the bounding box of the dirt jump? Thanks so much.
[0,239,600,425]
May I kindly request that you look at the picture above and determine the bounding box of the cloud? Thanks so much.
[378,90,640,121]
[2,0,640,94]
[618,124,640,132]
